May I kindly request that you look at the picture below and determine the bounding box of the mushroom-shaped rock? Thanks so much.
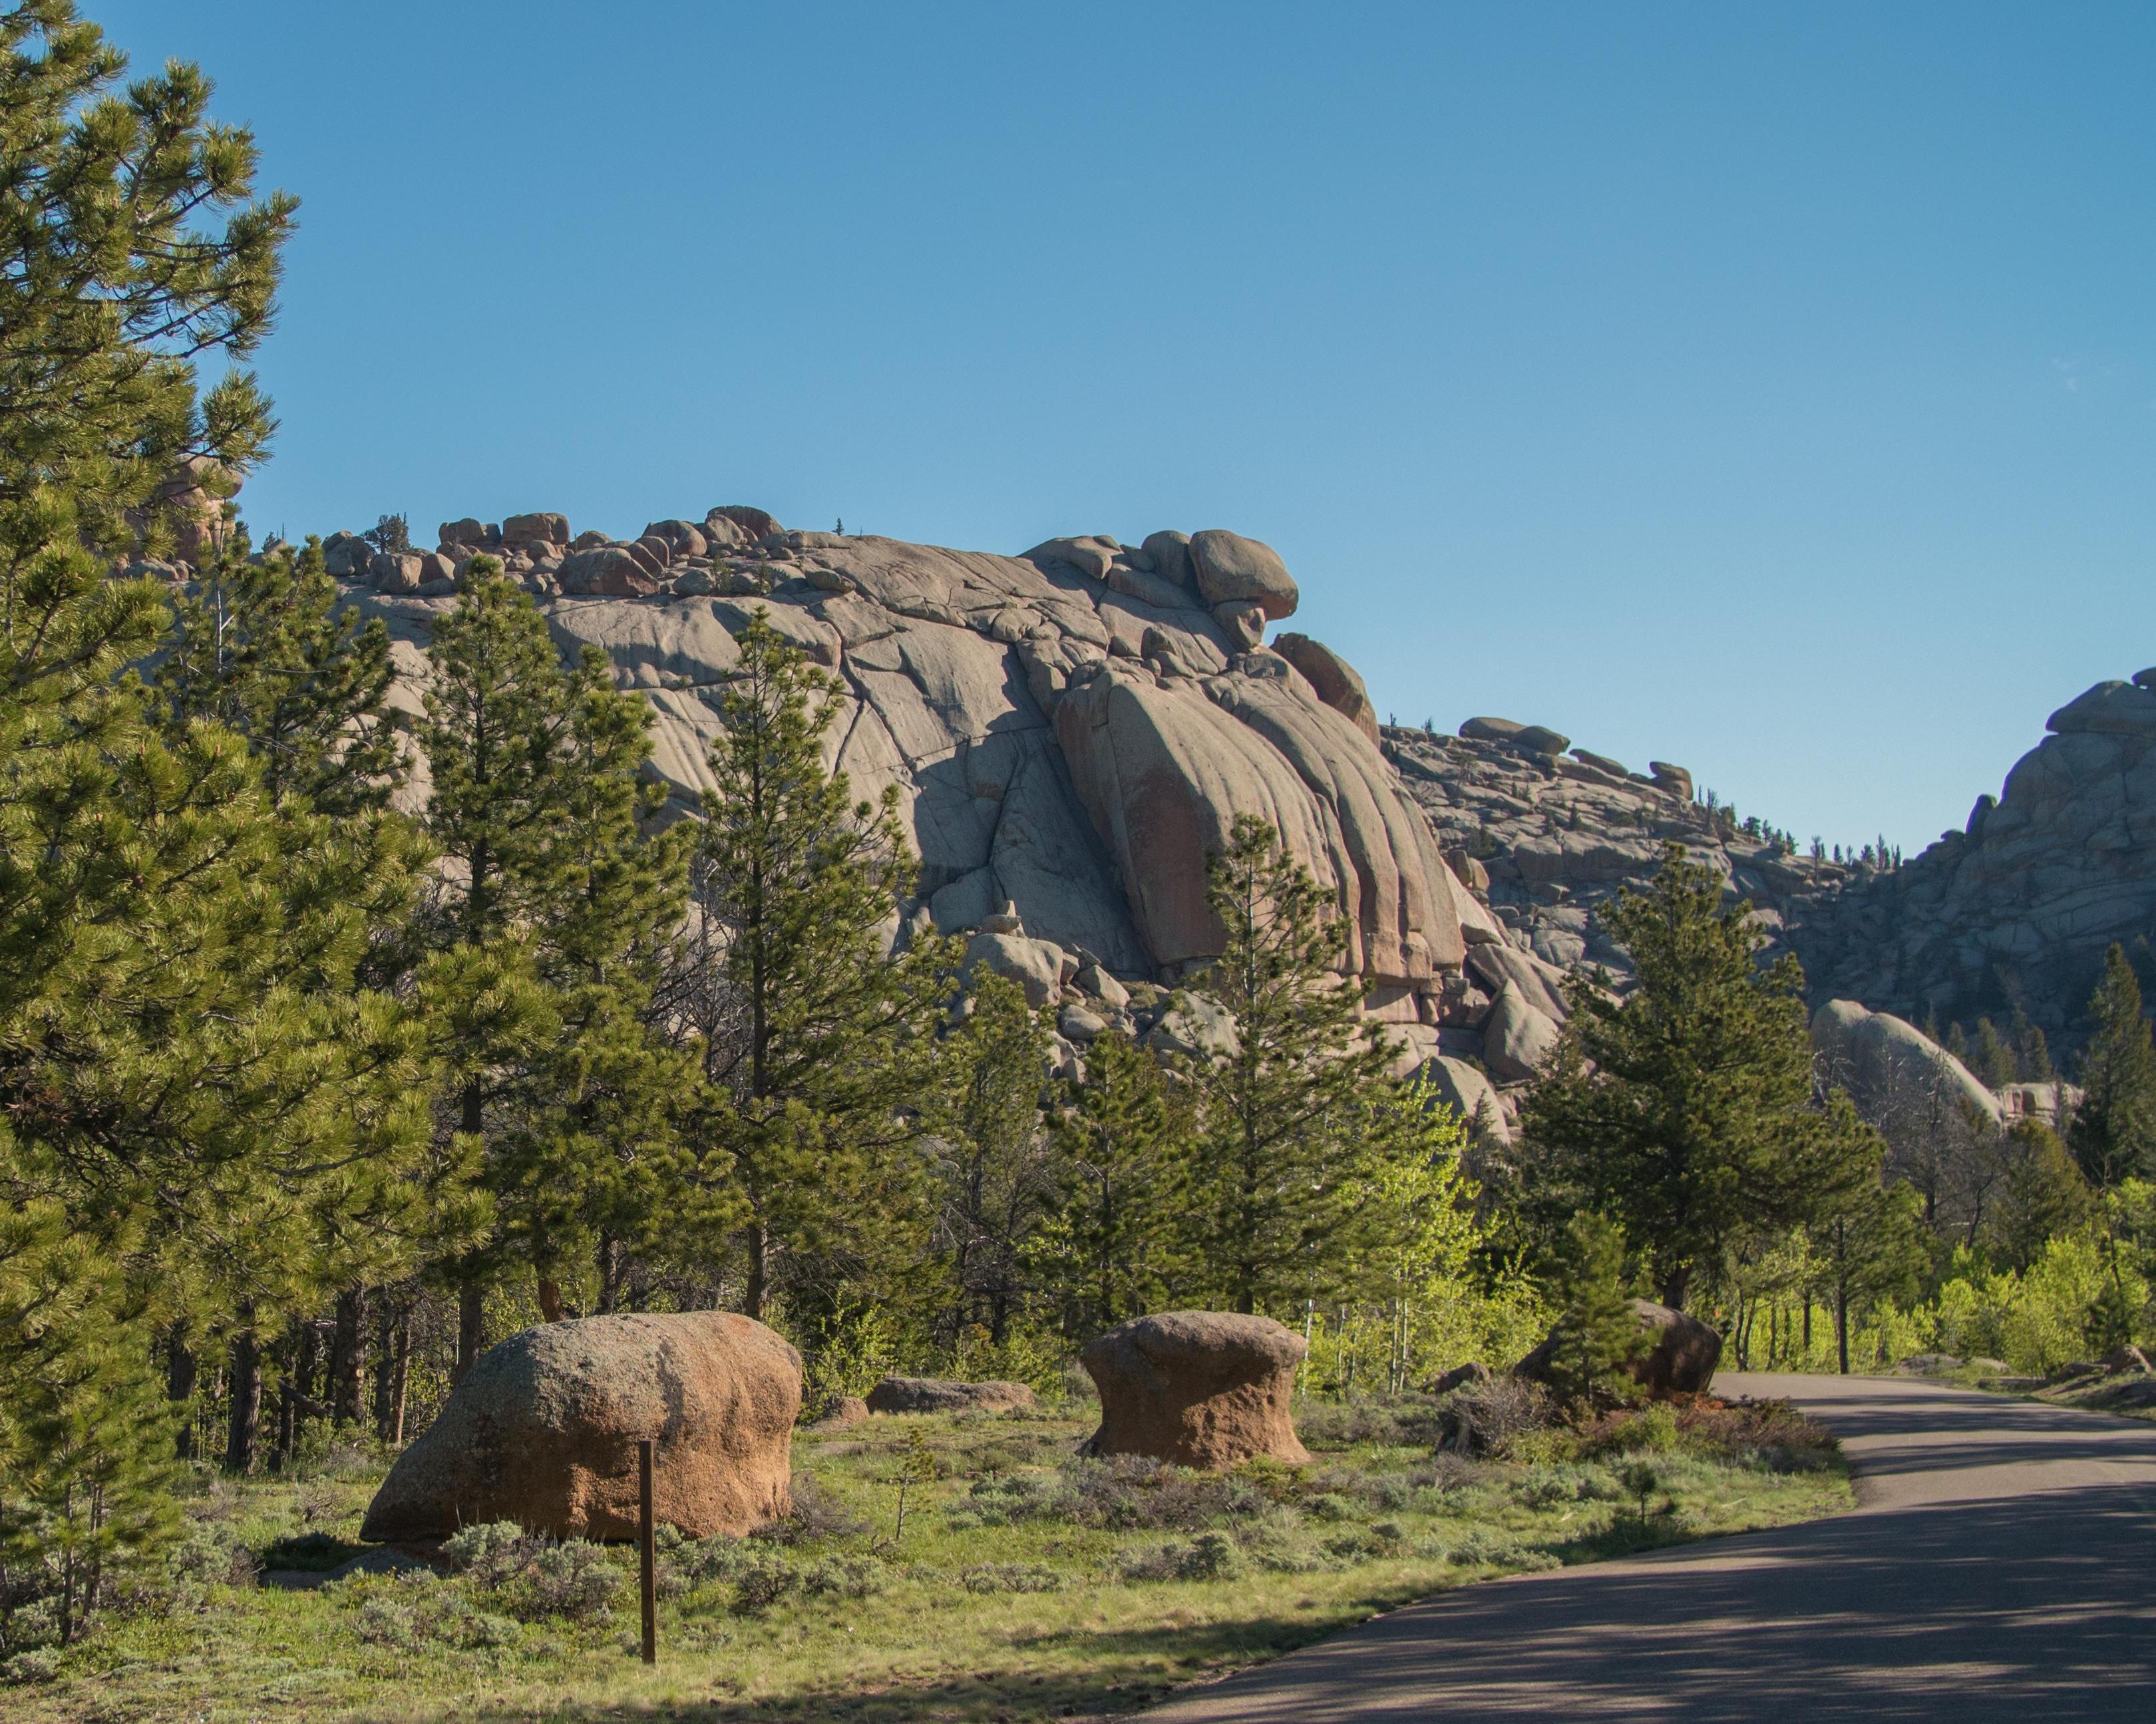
[1080,1311,1310,1469]
[1188,530,1298,619]
[359,1311,800,1543]
[1461,715,1570,755]
[863,1377,1037,1414]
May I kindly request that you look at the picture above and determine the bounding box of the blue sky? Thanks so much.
[92,1,2156,854]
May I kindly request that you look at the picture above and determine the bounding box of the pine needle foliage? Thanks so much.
[2067,944,2156,1190]
[1039,1029,1194,1332]
[1178,815,1404,1317]
[676,609,952,1321]
[1520,843,1878,1310]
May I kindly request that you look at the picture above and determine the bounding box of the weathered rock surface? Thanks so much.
[1272,632,1380,745]
[330,514,1468,1021]
[1811,998,2005,1132]
[1789,671,2156,1048]
[359,1311,799,1542]
[1081,1311,1310,1469]
[864,1376,1037,1415]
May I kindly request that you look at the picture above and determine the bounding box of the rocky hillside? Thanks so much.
[1789,674,2156,1045]
[1382,719,1847,983]
[325,508,1492,1063]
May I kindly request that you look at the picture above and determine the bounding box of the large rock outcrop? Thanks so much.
[1791,671,2156,1046]
[329,512,1469,1016]
[1081,1311,1310,1469]
[1810,998,2005,1132]
[359,1311,800,1542]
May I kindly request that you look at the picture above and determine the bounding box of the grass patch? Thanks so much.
[10,1393,1849,1721]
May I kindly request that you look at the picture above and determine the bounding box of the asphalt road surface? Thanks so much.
[1142,1372,2156,1721]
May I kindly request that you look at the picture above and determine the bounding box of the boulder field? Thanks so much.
[330,510,1478,1048]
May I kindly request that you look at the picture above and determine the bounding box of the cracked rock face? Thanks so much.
[343,514,1465,1001]
[1792,672,2156,1043]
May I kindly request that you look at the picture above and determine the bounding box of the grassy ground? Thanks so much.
[13,1393,1850,1723]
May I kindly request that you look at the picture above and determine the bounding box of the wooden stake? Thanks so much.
[637,1437,657,1665]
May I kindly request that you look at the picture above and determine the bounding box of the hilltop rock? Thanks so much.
[1273,633,1380,745]
[1791,672,2156,1047]
[1188,530,1298,619]
[359,1311,799,1542]
[336,514,1466,1023]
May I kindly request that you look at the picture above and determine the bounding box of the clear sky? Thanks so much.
[90,1,2156,856]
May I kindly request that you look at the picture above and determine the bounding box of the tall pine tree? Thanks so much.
[1177,815,1405,1316]
[1520,844,1877,1309]
[2067,944,2156,1190]
[673,611,950,1324]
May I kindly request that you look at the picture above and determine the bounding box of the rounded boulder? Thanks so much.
[864,1376,1037,1415]
[1188,530,1299,619]
[359,1311,800,1544]
[1080,1310,1310,1470]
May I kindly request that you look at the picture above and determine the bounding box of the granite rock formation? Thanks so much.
[1792,672,2156,1045]
[325,510,1471,1031]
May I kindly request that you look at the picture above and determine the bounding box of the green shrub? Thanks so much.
[1118,1532,1241,1583]
[959,1562,1065,1594]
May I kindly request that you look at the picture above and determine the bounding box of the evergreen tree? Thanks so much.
[2067,945,2156,1190]
[1813,1174,1927,1374]
[1039,1029,1192,1333]
[0,1,423,1618]
[1176,816,1406,1316]
[152,524,434,1454]
[414,560,691,1356]
[1519,844,1876,1309]
[674,611,950,1322]
[1944,1021,1971,1063]
[1538,1211,1646,1405]
[1971,1018,2017,1091]
[1982,1119,2092,1274]
[930,974,1055,1345]
[2010,1008,2056,1083]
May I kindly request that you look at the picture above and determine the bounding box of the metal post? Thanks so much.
[637,1437,656,1665]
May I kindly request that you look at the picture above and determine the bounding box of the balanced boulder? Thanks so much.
[864,1376,1036,1414]
[1080,1310,1310,1469]
[359,1311,800,1543]
[1188,529,1298,619]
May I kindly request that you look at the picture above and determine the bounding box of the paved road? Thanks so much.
[1143,1373,2156,1721]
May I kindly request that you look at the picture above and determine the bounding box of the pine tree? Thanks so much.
[1176,816,1406,1316]
[1040,1029,1193,1333]
[1812,1174,1927,1374]
[930,974,1055,1345]
[0,1,419,1613]
[2010,1008,2056,1083]
[2067,945,2156,1190]
[674,610,950,1322]
[1538,1212,1646,1406]
[152,524,435,1453]
[1971,1018,2017,1091]
[1983,1119,2092,1273]
[1519,844,1876,1309]
[414,559,692,1355]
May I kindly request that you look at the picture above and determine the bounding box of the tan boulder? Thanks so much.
[1188,530,1298,619]
[1080,1311,1310,1469]
[864,1377,1036,1414]
[359,1311,799,1543]
[502,512,570,548]
[1271,632,1380,744]
[1515,1300,1721,1399]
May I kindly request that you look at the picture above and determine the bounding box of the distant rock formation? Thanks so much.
[1792,672,2156,1045]
[333,511,1471,1048]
